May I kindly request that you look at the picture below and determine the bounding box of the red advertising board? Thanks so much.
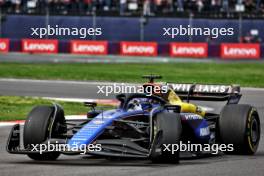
[220,43,260,59]
[22,39,58,53]
[170,43,208,58]
[0,38,9,53]
[70,40,108,55]
[120,41,157,56]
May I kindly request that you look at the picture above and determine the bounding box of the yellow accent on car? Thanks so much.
[167,89,205,117]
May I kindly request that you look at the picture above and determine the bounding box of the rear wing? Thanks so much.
[166,83,241,104]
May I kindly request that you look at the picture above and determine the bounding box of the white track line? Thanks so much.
[0,78,136,86]
[0,122,24,127]
[0,115,88,127]
[43,97,97,103]
[43,97,119,106]
[241,87,264,91]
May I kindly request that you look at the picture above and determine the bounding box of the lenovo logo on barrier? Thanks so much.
[221,43,260,59]
[120,41,157,56]
[170,43,208,58]
[22,39,58,53]
[70,40,108,55]
[0,39,9,53]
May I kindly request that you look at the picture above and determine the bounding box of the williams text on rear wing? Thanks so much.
[167,83,241,104]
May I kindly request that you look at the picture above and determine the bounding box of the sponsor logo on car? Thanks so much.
[169,84,229,93]
[92,120,105,125]
[182,114,203,120]
[200,127,210,136]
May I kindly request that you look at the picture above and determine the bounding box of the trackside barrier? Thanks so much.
[2,38,264,59]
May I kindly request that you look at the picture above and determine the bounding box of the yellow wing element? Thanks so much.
[167,89,205,117]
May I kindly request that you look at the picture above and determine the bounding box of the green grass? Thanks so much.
[0,96,110,121]
[0,62,264,87]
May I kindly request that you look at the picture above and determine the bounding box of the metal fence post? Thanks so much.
[45,1,49,39]
[92,9,97,40]
[188,12,193,42]
[140,15,147,41]
[238,12,242,42]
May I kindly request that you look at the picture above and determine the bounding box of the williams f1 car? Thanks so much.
[7,75,261,163]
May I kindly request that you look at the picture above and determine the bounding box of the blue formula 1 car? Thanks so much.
[7,75,261,163]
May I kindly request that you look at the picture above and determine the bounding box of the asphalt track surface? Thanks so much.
[0,79,264,176]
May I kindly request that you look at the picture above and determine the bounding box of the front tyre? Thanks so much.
[219,104,261,155]
[150,111,182,163]
[24,105,65,160]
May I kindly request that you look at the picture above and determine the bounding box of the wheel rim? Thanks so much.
[250,117,260,144]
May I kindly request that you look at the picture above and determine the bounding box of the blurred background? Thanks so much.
[0,0,263,58]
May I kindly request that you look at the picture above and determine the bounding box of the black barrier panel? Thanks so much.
[1,15,262,43]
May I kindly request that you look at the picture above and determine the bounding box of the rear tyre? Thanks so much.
[151,111,182,163]
[219,104,261,155]
[24,105,65,160]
